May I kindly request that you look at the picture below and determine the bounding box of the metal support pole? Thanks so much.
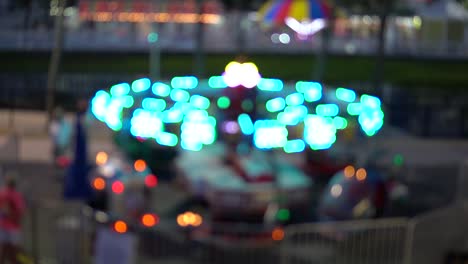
[194,0,205,78]
[149,22,161,81]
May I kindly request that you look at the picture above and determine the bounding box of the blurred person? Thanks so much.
[49,107,72,167]
[64,99,93,200]
[0,176,25,264]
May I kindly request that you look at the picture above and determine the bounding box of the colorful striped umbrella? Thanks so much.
[259,0,331,27]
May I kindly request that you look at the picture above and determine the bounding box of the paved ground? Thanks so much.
[1,110,468,263]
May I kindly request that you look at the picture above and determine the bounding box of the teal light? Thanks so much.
[142,98,166,112]
[304,115,337,150]
[361,94,381,109]
[91,90,110,121]
[358,109,384,137]
[238,114,255,135]
[333,116,348,129]
[254,123,288,149]
[162,109,183,123]
[266,97,286,113]
[286,93,305,106]
[316,104,339,117]
[156,132,178,147]
[190,95,210,110]
[208,76,227,88]
[217,96,231,109]
[296,81,321,93]
[117,95,134,108]
[241,100,254,112]
[152,82,171,97]
[284,140,305,153]
[110,83,130,97]
[297,82,322,102]
[258,78,283,91]
[131,78,151,93]
[347,103,362,116]
[171,76,198,89]
[170,89,190,102]
[147,32,159,43]
[130,109,164,138]
[277,106,307,126]
[336,88,356,102]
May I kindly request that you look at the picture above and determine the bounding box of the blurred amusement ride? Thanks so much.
[81,57,409,244]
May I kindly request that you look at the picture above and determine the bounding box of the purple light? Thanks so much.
[223,121,240,134]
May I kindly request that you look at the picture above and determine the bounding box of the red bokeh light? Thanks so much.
[112,181,125,194]
[145,174,158,188]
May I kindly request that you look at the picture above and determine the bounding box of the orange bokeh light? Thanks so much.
[177,214,188,227]
[134,159,147,172]
[272,228,285,241]
[96,151,108,166]
[114,220,127,234]
[356,168,367,181]
[192,214,203,227]
[141,214,159,227]
[92,177,106,191]
[344,165,355,178]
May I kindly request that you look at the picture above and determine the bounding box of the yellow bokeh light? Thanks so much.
[96,152,108,166]
[344,165,355,178]
[356,168,367,181]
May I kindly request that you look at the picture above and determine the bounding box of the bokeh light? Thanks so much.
[134,159,147,172]
[356,168,367,181]
[344,165,355,178]
[92,177,106,191]
[145,174,158,188]
[141,214,159,227]
[272,228,285,241]
[331,184,343,197]
[96,151,108,166]
[112,181,125,194]
[114,220,128,234]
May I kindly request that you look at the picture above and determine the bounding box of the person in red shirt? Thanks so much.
[0,176,25,264]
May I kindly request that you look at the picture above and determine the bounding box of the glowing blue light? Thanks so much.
[266,98,286,113]
[278,105,308,125]
[142,98,166,112]
[152,82,171,97]
[304,115,337,150]
[162,109,183,123]
[286,93,305,106]
[208,76,227,88]
[316,104,339,117]
[297,82,322,102]
[361,94,381,109]
[91,90,110,121]
[333,116,348,129]
[190,95,210,110]
[284,140,306,153]
[296,81,320,92]
[173,102,193,114]
[336,88,356,103]
[110,83,130,97]
[184,110,209,122]
[156,132,178,147]
[131,78,151,93]
[130,110,164,138]
[171,76,198,89]
[359,109,384,137]
[258,78,283,91]
[254,123,288,149]
[170,89,190,102]
[238,114,255,135]
[347,103,362,116]
[104,100,124,131]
